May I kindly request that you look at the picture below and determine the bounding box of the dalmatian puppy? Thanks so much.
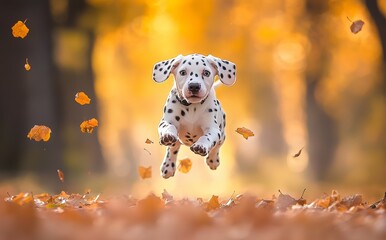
[152,54,236,178]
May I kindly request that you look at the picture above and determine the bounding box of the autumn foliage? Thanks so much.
[1,190,385,240]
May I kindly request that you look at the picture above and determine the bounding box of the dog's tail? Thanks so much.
[213,81,223,89]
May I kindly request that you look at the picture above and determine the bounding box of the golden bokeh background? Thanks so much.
[0,0,385,198]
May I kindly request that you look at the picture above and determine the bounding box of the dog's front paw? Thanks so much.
[190,143,208,156]
[160,133,178,146]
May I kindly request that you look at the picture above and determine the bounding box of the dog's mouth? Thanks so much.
[186,94,204,103]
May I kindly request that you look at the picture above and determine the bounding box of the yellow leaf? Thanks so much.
[145,138,154,144]
[75,92,91,105]
[57,169,64,183]
[178,158,192,173]
[24,58,31,71]
[235,127,254,139]
[12,20,29,38]
[139,166,152,179]
[80,118,98,133]
[27,125,52,142]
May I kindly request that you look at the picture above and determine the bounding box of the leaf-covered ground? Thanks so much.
[1,190,385,240]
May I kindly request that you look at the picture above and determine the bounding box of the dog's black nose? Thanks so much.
[188,83,201,94]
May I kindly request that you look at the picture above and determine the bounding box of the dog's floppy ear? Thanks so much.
[152,55,183,83]
[207,55,236,86]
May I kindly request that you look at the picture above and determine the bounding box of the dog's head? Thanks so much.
[152,54,236,104]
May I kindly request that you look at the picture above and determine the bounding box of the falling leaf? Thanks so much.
[145,138,154,144]
[235,127,254,139]
[27,125,52,142]
[205,195,221,211]
[80,118,98,133]
[144,148,151,155]
[178,158,192,173]
[11,20,29,38]
[292,147,304,158]
[57,169,64,183]
[24,58,31,71]
[138,166,152,179]
[75,92,91,105]
[347,17,365,34]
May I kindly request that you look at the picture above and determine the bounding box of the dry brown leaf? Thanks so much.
[178,158,192,173]
[292,147,304,158]
[138,166,152,179]
[235,127,254,139]
[75,92,91,105]
[24,58,31,71]
[145,138,154,144]
[276,190,297,210]
[57,169,64,183]
[27,125,52,142]
[349,19,365,34]
[12,20,29,38]
[80,118,98,133]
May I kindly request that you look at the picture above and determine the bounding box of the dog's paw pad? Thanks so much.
[190,144,208,156]
[160,134,177,146]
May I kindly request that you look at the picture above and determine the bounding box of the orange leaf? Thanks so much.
[24,58,31,71]
[27,125,52,142]
[145,138,154,144]
[178,158,192,173]
[235,127,254,139]
[11,20,30,38]
[75,92,91,105]
[206,195,221,211]
[139,166,152,179]
[57,169,64,183]
[80,118,98,133]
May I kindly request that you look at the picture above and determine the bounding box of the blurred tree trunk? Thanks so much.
[365,0,386,160]
[304,0,338,180]
[365,0,386,95]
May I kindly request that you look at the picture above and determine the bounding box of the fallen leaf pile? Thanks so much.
[1,190,385,240]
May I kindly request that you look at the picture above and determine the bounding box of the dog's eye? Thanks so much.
[203,70,211,77]
[179,70,187,76]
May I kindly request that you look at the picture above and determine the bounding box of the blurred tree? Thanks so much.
[304,0,338,180]
[365,0,386,165]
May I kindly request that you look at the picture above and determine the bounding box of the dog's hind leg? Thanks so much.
[161,140,181,178]
[206,141,222,170]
